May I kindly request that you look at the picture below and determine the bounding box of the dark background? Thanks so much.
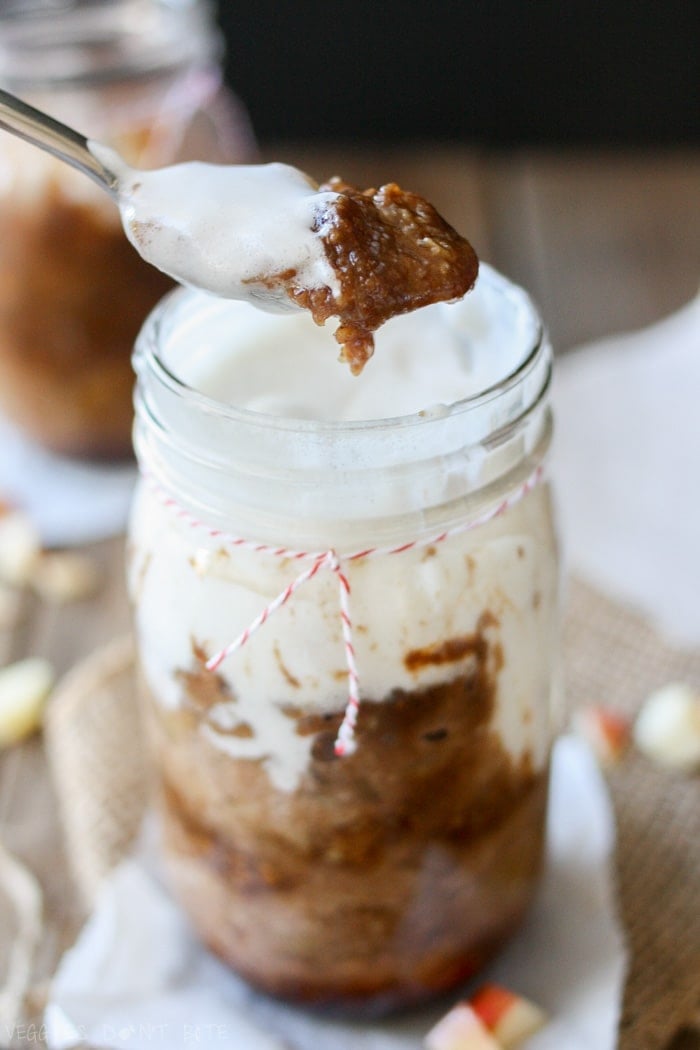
[217,1,698,145]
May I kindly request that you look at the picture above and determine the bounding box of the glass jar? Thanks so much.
[0,0,254,459]
[128,265,559,1012]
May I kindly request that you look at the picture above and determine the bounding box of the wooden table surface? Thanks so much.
[0,147,699,1045]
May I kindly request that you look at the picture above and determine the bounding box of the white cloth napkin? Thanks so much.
[551,292,700,646]
[44,736,625,1050]
[0,415,136,548]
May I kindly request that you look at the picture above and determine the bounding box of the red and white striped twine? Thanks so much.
[146,462,545,756]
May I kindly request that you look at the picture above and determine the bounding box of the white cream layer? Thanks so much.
[130,482,558,792]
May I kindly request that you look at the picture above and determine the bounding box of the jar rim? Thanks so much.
[0,0,222,89]
[135,273,550,440]
[133,267,553,524]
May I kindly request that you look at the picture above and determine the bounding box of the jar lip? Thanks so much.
[0,0,222,89]
[136,278,549,438]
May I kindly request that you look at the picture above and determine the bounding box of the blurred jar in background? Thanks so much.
[0,0,255,459]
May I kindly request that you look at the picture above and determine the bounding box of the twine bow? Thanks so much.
[148,462,544,756]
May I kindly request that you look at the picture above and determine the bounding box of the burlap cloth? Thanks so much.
[44,577,699,1050]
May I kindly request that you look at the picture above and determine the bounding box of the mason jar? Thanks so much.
[128,264,559,1012]
[0,0,254,459]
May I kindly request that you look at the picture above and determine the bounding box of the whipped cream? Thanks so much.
[129,265,558,792]
[92,150,341,306]
[179,265,539,421]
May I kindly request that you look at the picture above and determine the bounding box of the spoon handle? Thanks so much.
[0,87,119,196]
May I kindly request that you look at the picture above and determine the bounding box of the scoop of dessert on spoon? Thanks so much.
[0,87,478,373]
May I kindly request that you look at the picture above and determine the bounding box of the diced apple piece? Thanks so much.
[573,705,631,767]
[32,550,100,603]
[0,507,41,586]
[634,682,700,772]
[469,984,547,1047]
[425,1003,501,1050]
[0,657,54,748]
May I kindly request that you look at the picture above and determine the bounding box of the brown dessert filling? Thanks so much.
[256,178,479,375]
[143,619,548,1007]
[0,181,173,457]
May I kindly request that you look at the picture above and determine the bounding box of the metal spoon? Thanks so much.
[0,86,311,311]
[0,86,119,197]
